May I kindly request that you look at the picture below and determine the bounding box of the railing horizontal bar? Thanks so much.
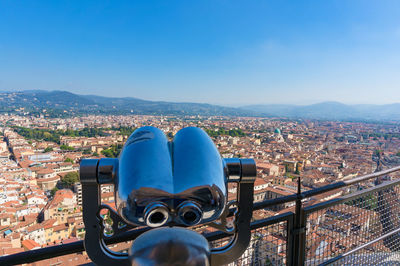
[0,212,292,264]
[318,226,400,266]
[250,211,294,229]
[202,212,293,243]
[304,178,400,214]
[0,226,151,265]
[254,166,400,211]
[0,240,84,266]
[303,165,400,198]
[203,230,232,242]
[253,194,298,210]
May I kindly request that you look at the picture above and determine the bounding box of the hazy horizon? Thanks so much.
[2,89,400,107]
[1,1,400,105]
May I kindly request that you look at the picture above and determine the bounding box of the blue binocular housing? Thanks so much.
[115,126,227,227]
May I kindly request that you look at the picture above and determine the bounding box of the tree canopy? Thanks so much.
[13,126,108,144]
[203,128,246,138]
[44,147,53,153]
[60,171,79,188]
[60,145,74,151]
[101,144,124,158]
[64,158,74,163]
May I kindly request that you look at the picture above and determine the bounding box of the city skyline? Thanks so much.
[1,1,400,105]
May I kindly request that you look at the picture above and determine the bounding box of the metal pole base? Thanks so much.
[129,227,210,266]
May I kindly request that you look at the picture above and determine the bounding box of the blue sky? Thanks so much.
[0,1,400,105]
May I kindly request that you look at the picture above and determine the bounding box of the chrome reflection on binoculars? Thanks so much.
[115,126,227,228]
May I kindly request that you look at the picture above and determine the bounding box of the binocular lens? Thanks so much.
[177,202,202,226]
[144,203,169,228]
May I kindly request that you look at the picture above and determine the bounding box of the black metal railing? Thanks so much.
[1,165,400,265]
[304,179,400,265]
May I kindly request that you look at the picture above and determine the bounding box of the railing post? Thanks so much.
[291,176,306,266]
[286,213,295,266]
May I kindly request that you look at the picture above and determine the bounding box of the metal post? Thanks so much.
[80,159,131,266]
[286,213,295,266]
[292,176,306,266]
[211,159,256,265]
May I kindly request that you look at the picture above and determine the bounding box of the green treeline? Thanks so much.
[362,132,400,140]
[13,126,108,144]
[107,126,136,136]
[204,128,246,137]
[101,144,124,158]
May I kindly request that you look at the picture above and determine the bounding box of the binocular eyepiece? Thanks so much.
[116,126,227,228]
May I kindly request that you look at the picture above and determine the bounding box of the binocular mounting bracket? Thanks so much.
[80,158,256,265]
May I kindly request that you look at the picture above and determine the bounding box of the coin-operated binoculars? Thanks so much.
[80,127,256,266]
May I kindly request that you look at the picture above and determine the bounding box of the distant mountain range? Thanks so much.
[0,90,399,121]
[0,90,254,117]
[242,102,400,121]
